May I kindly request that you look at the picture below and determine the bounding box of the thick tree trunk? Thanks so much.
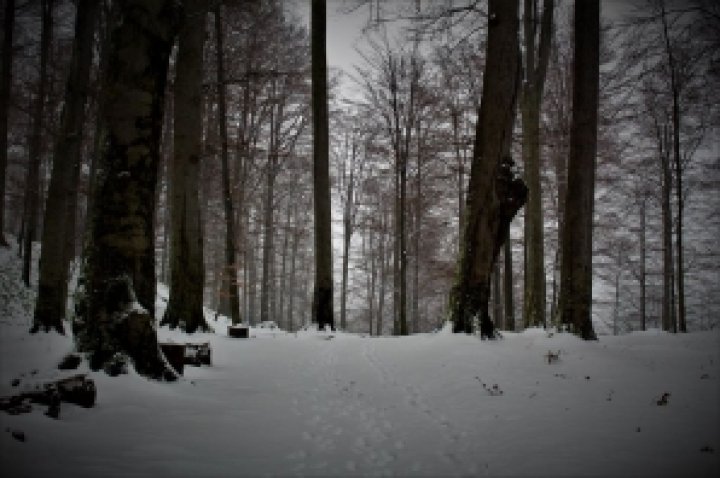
[521,0,553,330]
[311,0,334,331]
[22,0,53,287]
[0,0,14,246]
[34,0,97,333]
[558,0,599,341]
[215,5,241,325]
[161,0,208,333]
[84,1,111,237]
[450,0,526,338]
[74,0,178,379]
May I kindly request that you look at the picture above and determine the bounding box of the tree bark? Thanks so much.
[522,0,553,329]
[22,0,53,287]
[74,0,179,379]
[311,0,334,331]
[161,0,208,333]
[0,0,14,246]
[214,5,241,326]
[558,0,599,340]
[34,0,98,333]
[450,0,526,338]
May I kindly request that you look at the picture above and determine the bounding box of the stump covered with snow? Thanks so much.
[228,325,249,338]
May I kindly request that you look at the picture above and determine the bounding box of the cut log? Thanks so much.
[0,374,96,419]
[184,342,211,366]
[228,325,249,338]
[159,343,185,375]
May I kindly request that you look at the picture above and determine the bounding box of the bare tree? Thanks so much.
[22,0,53,287]
[450,0,527,337]
[161,0,208,333]
[521,0,553,329]
[34,0,98,333]
[311,0,334,331]
[558,0,599,340]
[214,2,241,325]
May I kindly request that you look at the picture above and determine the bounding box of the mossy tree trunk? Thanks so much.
[450,0,526,338]
[161,0,208,333]
[558,0,599,341]
[74,0,179,379]
[34,0,98,334]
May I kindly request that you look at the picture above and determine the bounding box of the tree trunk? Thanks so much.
[659,6,686,333]
[503,224,515,331]
[311,0,334,331]
[214,5,241,325]
[377,204,388,336]
[287,200,300,332]
[521,0,553,330]
[450,0,526,338]
[659,123,675,332]
[492,259,503,329]
[340,138,355,331]
[34,0,97,333]
[74,0,179,379]
[22,0,53,287]
[261,99,276,325]
[0,0,15,246]
[413,121,422,334]
[639,197,646,331]
[558,0,599,341]
[161,0,208,333]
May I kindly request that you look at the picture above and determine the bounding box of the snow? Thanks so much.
[1,246,719,476]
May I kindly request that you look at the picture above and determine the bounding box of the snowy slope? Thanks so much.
[1,246,719,477]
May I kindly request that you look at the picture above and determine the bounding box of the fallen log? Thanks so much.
[0,374,96,419]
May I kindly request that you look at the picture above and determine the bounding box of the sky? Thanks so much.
[293,0,642,101]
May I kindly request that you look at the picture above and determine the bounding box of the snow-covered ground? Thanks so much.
[1,246,719,477]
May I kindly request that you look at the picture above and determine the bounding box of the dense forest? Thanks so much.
[0,0,718,377]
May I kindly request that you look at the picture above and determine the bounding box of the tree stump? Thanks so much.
[228,325,249,338]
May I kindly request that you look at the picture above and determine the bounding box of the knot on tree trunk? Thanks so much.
[497,155,528,226]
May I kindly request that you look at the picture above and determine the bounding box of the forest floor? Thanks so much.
[1,244,719,477]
